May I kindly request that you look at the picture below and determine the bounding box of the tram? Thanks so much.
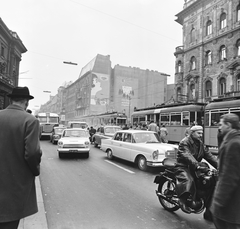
[132,103,205,144]
[205,97,240,147]
[77,112,127,127]
[132,98,240,148]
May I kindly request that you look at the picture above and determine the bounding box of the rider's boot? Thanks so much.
[203,208,213,222]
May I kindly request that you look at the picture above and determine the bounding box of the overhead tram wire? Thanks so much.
[66,0,180,44]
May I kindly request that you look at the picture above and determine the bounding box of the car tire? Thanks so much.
[59,152,63,159]
[107,149,113,160]
[137,155,147,171]
[85,153,89,158]
[94,141,98,148]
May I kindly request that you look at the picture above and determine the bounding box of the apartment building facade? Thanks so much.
[0,18,27,109]
[174,0,240,103]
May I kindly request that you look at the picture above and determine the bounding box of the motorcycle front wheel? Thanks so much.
[157,178,180,212]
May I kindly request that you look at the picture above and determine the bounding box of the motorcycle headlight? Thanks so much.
[152,150,159,160]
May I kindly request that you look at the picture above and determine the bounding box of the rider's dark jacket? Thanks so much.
[175,135,218,197]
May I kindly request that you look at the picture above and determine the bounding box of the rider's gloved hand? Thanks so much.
[196,165,209,173]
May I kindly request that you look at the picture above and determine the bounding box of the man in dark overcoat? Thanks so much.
[0,87,42,229]
[210,113,240,229]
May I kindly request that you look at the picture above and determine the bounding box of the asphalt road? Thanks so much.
[39,140,215,229]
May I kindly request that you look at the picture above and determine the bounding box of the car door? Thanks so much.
[120,133,133,161]
[111,132,124,157]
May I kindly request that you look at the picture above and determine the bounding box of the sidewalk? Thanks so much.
[18,177,48,229]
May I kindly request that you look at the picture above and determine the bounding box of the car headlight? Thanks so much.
[85,141,90,148]
[58,141,63,147]
[152,150,159,160]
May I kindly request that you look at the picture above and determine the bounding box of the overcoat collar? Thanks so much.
[7,104,25,111]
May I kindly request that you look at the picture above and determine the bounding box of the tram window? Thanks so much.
[170,112,181,125]
[190,112,195,125]
[197,112,203,125]
[183,111,189,126]
[205,112,210,126]
[211,111,228,126]
[230,110,240,120]
[160,114,170,126]
[139,117,145,122]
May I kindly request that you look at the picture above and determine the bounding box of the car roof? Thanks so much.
[115,130,155,134]
[104,126,121,128]
[63,128,88,131]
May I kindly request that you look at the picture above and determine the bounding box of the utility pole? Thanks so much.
[128,96,131,124]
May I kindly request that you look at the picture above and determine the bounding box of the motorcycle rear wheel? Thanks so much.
[157,178,180,212]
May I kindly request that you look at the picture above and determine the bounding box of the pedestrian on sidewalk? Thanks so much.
[159,125,168,143]
[0,87,42,229]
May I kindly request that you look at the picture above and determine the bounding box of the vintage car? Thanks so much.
[57,128,90,158]
[50,126,66,144]
[92,125,121,148]
[101,130,178,171]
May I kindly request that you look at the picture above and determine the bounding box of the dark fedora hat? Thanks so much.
[7,86,34,100]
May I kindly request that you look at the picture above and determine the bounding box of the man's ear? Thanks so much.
[226,122,232,129]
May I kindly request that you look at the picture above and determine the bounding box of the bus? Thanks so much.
[36,112,60,139]
[77,112,127,128]
[132,103,205,144]
[205,98,240,148]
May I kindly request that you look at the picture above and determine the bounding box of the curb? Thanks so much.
[18,176,48,229]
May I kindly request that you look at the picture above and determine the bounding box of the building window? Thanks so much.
[206,20,212,35]
[190,27,195,43]
[220,45,226,60]
[189,84,195,100]
[177,61,182,73]
[1,46,5,58]
[219,78,226,95]
[237,39,240,56]
[190,56,196,70]
[237,75,240,91]
[220,13,227,29]
[205,81,212,97]
[206,51,212,65]
[237,4,240,22]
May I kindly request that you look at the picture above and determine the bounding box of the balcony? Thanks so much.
[0,74,14,86]
[218,90,240,99]
[174,46,184,56]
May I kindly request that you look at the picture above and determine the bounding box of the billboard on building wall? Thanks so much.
[90,72,110,113]
[114,76,138,114]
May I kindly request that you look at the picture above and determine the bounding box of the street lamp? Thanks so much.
[63,61,78,65]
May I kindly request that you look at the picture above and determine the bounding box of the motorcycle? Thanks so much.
[154,158,217,214]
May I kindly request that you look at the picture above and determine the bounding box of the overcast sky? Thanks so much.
[2,0,184,111]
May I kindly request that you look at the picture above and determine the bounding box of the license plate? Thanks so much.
[69,150,78,152]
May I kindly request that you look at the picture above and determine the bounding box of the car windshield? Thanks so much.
[54,128,65,134]
[63,130,88,137]
[132,132,160,143]
[105,127,121,134]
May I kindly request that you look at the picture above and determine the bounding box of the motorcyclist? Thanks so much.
[89,126,96,144]
[175,125,218,220]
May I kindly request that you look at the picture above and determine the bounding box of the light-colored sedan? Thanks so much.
[101,130,178,171]
[57,128,90,158]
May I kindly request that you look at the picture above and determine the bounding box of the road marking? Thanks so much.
[104,160,135,174]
